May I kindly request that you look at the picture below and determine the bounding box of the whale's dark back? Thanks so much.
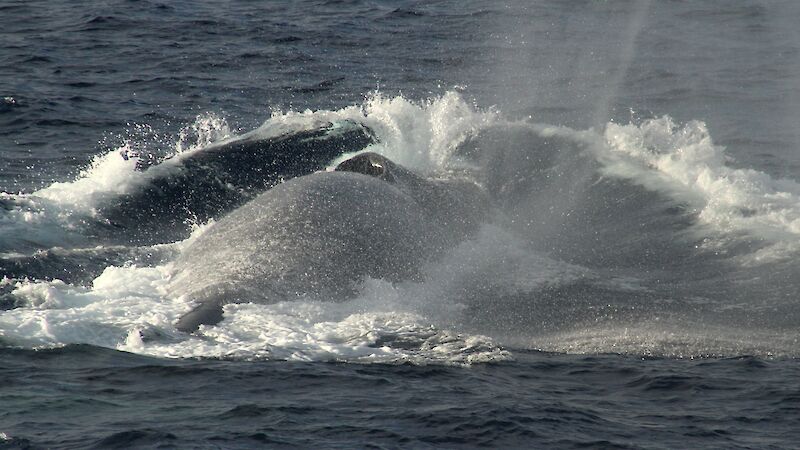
[96,122,374,245]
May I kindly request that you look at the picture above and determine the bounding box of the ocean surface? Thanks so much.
[2,0,799,448]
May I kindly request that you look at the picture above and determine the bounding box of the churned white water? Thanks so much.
[2,92,800,361]
[601,117,800,263]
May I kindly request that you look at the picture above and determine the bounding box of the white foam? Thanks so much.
[532,323,799,358]
[33,114,232,213]
[600,116,800,263]
[254,91,499,173]
[0,221,510,365]
[0,264,510,365]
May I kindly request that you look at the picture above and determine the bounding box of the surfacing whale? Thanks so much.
[97,121,374,245]
[170,152,487,332]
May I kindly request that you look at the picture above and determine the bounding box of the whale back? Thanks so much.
[171,154,487,332]
[170,172,439,331]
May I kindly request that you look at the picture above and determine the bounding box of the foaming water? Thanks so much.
[2,92,800,362]
[0,115,233,253]
[35,114,232,210]
[0,255,510,365]
[602,117,800,262]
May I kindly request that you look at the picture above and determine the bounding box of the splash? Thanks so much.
[174,113,232,154]
[0,264,510,365]
[2,91,800,360]
[602,116,800,263]
[35,114,233,212]
[16,92,495,219]
[248,91,499,172]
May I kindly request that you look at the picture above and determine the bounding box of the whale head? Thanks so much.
[334,152,399,183]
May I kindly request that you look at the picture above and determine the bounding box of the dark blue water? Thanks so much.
[2,1,800,448]
[2,346,798,449]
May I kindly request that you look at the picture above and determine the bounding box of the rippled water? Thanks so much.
[3,347,798,449]
[2,1,800,448]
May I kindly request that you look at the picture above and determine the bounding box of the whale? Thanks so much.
[170,152,487,332]
[96,120,374,246]
[0,121,374,287]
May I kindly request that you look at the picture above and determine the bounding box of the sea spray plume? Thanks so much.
[453,118,779,274]
[446,120,725,346]
[458,114,800,348]
[477,1,653,126]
